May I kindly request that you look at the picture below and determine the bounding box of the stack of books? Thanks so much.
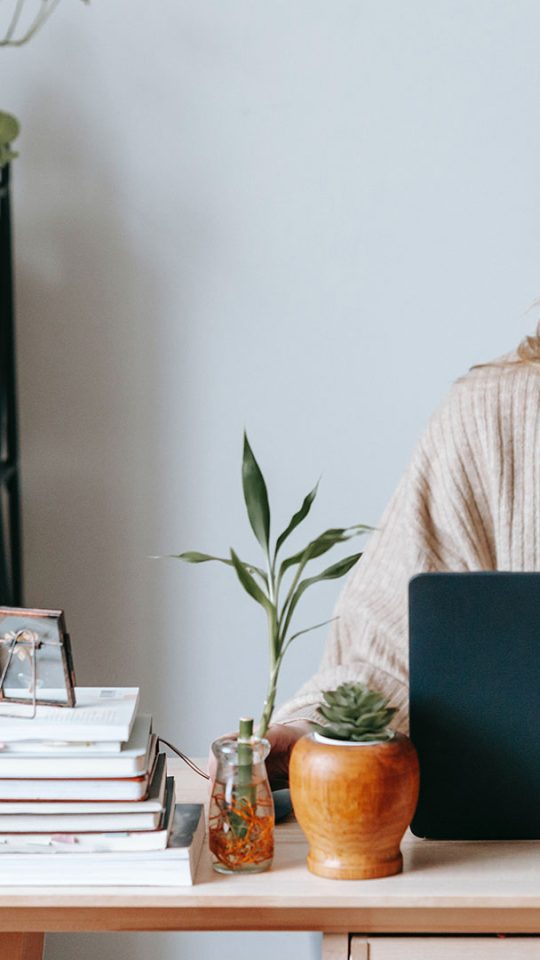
[0,688,204,885]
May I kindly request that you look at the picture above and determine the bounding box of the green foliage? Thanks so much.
[279,525,369,576]
[170,551,268,585]
[313,682,397,742]
[242,433,271,553]
[0,112,19,168]
[229,548,273,615]
[1,0,90,164]
[1,0,89,49]
[174,435,371,735]
[275,481,319,555]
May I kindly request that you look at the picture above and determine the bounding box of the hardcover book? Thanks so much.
[0,803,205,885]
[0,751,158,801]
[0,753,167,830]
[0,778,175,851]
[0,716,153,778]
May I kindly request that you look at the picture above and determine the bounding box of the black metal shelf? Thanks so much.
[0,161,22,606]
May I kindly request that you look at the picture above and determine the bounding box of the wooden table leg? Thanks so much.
[349,941,369,960]
[0,933,44,960]
[322,933,350,960]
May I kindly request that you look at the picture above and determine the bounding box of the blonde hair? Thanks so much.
[470,321,540,374]
[516,322,540,365]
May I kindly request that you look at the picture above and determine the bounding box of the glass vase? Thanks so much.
[209,734,274,874]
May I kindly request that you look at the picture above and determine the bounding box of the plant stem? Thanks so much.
[237,716,254,790]
[278,551,311,635]
[2,0,25,44]
[1,0,63,47]
[232,717,255,837]
[258,655,282,737]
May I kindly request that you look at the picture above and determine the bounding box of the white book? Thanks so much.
[0,753,166,829]
[0,740,123,754]
[0,688,139,743]
[0,803,205,885]
[0,715,153,779]
[0,751,158,802]
[0,752,165,814]
[0,777,175,851]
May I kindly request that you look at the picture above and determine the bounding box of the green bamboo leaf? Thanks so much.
[230,548,273,615]
[172,551,229,564]
[168,552,268,586]
[284,552,362,629]
[242,433,271,554]
[280,530,348,576]
[285,617,337,646]
[275,481,319,557]
[280,525,370,577]
[293,527,349,558]
[301,551,362,588]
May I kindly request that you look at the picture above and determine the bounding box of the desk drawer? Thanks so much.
[350,938,540,959]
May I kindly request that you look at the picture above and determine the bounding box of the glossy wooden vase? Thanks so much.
[289,732,419,879]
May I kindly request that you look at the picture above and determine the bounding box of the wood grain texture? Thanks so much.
[289,734,419,879]
[0,933,44,960]
[0,760,538,936]
[1,906,540,935]
[349,939,368,960]
[361,938,540,959]
[322,933,350,959]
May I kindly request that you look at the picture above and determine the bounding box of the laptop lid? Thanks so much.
[409,571,540,840]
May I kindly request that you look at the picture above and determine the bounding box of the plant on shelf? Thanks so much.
[313,681,397,742]
[0,113,19,168]
[290,680,420,881]
[173,433,371,874]
[0,0,89,166]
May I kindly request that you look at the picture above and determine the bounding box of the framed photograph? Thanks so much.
[0,607,76,708]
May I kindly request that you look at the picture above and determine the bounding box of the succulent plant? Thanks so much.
[313,681,397,742]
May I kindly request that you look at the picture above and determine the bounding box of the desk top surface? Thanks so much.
[0,759,539,934]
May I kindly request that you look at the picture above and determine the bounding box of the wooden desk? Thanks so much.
[1,759,539,960]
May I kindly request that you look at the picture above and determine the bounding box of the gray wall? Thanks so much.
[0,1,537,958]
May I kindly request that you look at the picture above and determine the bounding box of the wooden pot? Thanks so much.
[289,732,419,879]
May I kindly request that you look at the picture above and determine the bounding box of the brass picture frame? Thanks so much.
[0,607,76,710]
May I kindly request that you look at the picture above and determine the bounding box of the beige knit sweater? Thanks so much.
[273,358,540,733]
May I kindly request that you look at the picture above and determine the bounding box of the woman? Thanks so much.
[265,326,540,788]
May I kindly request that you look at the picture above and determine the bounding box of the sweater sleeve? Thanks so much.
[272,378,497,733]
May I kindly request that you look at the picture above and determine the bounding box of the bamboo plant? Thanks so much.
[174,434,371,738]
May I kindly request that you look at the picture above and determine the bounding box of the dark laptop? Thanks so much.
[409,572,540,840]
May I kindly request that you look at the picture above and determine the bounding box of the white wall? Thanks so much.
[1,1,538,958]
